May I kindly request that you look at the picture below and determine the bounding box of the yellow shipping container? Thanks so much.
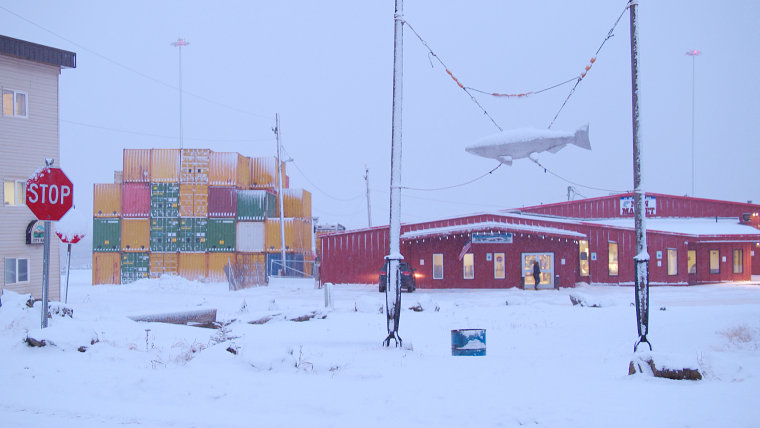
[251,157,287,189]
[207,252,235,283]
[92,252,121,285]
[123,149,151,182]
[181,148,210,183]
[179,252,208,282]
[149,252,178,278]
[150,148,180,183]
[93,183,121,217]
[283,189,312,219]
[121,218,150,252]
[209,152,250,187]
[265,218,311,252]
[179,183,209,217]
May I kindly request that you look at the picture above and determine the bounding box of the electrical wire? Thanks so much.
[0,5,272,121]
[279,145,365,202]
[401,162,503,191]
[529,157,628,193]
[62,118,274,143]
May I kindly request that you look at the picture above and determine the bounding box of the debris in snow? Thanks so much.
[409,304,423,312]
[569,293,602,308]
[226,346,238,355]
[129,309,217,326]
[25,337,48,347]
[629,353,702,380]
[289,311,326,322]
[248,314,283,325]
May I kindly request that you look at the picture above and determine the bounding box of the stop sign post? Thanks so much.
[26,161,74,328]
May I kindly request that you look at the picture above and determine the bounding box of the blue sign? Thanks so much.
[472,232,513,244]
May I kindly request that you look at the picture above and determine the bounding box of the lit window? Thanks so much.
[3,180,26,206]
[463,253,474,279]
[433,253,443,279]
[2,88,28,118]
[579,240,589,277]
[5,258,30,284]
[687,250,697,274]
[733,249,743,274]
[709,250,720,274]
[608,242,619,276]
[667,249,677,276]
[494,252,505,279]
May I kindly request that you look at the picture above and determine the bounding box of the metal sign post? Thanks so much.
[41,220,51,328]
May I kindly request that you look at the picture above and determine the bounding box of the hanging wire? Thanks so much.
[547,1,631,128]
[280,145,365,202]
[62,119,274,143]
[529,157,628,193]
[401,162,504,191]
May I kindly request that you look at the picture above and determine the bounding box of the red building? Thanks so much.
[320,193,760,289]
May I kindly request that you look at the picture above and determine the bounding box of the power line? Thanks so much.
[0,5,273,121]
[280,145,365,202]
[62,119,274,144]
[401,162,504,191]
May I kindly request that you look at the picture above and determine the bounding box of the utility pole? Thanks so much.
[364,166,372,228]
[274,113,287,276]
[384,0,404,347]
[685,49,701,197]
[629,0,651,352]
[170,38,189,149]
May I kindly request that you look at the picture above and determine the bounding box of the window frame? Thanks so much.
[5,257,30,285]
[709,250,720,274]
[493,252,505,279]
[733,249,743,274]
[3,179,26,206]
[687,250,697,274]
[432,253,444,280]
[579,240,590,277]
[608,241,619,277]
[2,88,28,118]
[463,253,474,279]
[667,248,678,276]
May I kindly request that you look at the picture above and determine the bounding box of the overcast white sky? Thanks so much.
[3,0,759,231]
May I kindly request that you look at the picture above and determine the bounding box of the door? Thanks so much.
[522,253,554,289]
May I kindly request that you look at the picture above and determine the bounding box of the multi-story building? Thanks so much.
[1,35,76,299]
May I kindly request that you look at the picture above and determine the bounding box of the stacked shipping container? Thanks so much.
[92,148,312,284]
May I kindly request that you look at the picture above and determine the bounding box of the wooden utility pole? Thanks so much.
[275,113,287,276]
[364,166,372,228]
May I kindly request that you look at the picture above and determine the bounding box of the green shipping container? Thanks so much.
[121,252,150,284]
[178,217,208,252]
[150,217,180,252]
[265,192,277,218]
[93,218,121,252]
[207,218,236,252]
[237,190,272,221]
[150,182,180,217]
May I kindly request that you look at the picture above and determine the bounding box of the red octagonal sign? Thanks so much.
[26,167,74,221]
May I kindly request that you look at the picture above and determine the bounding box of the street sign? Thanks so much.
[26,167,74,221]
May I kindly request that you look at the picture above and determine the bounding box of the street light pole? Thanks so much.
[685,49,701,197]
[171,38,189,149]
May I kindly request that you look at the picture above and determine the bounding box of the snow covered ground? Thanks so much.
[2,271,759,427]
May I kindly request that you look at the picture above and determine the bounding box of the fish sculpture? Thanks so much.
[465,124,590,165]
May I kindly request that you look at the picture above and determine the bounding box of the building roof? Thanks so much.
[401,220,587,240]
[582,217,760,239]
[0,35,76,68]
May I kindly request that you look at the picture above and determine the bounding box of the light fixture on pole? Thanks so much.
[171,38,190,149]
[685,49,701,197]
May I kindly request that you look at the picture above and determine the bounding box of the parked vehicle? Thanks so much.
[378,261,416,292]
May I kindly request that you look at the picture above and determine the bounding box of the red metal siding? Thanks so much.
[208,186,237,218]
[121,183,150,218]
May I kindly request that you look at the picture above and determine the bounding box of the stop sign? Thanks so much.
[26,167,74,221]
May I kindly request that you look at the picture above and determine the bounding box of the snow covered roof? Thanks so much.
[401,220,587,240]
[582,217,760,239]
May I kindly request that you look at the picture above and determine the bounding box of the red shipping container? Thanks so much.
[208,186,237,218]
[122,183,151,218]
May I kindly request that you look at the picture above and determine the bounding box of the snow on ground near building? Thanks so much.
[1,272,759,427]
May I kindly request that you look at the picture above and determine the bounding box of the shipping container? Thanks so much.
[114,170,123,184]
[150,182,180,218]
[266,252,304,277]
[123,149,151,182]
[236,252,268,285]
[207,252,235,283]
[150,217,180,252]
[207,218,236,252]
[179,253,207,282]
[121,218,150,252]
[93,183,121,217]
[237,189,275,221]
[149,252,178,278]
[208,186,237,218]
[236,221,266,252]
[265,217,312,252]
[121,252,150,284]
[178,217,208,252]
[283,188,312,219]
[250,156,288,189]
[121,182,150,218]
[209,152,250,187]
[180,148,210,183]
[150,148,180,183]
[179,183,209,217]
[92,252,121,285]
[93,218,121,252]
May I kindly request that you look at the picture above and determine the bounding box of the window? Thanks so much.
[608,242,619,276]
[5,258,30,284]
[463,253,474,279]
[433,253,443,279]
[709,250,720,274]
[494,253,505,279]
[667,249,677,276]
[579,240,590,277]
[2,88,28,118]
[3,180,26,206]
[687,250,697,274]
[733,249,743,274]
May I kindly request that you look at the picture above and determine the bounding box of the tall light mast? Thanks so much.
[170,38,189,149]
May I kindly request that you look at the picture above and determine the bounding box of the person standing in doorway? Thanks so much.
[532,261,541,290]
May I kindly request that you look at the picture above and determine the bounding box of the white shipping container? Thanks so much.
[237,221,266,252]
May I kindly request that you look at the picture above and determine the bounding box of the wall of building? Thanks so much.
[0,55,62,299]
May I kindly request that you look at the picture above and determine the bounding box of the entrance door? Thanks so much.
[522,253,554,289]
